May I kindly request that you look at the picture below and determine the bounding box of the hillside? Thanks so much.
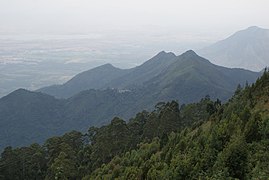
[145,50,260,102]
[199,26,269,71]
[87,70,269,179]
[39,50,260,104]
[38,51,177,98]
[1,69,268,179]
[0,88,137,150]
[0,50,261,150]
[38,63,131,98]
[0,89,65,149]
[107,51,177,88]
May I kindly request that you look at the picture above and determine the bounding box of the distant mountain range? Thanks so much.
[38,51,177,98]
[0,50,261,150]
[199,26,269,71]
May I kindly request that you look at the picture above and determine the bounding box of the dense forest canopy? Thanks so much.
[0,70,269,179]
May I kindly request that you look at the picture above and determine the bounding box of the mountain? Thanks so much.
[38,63,131,98]
[0,50,261,150]
[38,51,177,98]
[87,70,269,179]
[144,50,260,103]
[0,89,65,149]
[0,88,139,150]
[1,69,269,179]
[107,51,177,88]
[199,26,269,71]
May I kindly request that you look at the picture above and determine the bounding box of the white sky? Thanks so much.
[0,0,269,41]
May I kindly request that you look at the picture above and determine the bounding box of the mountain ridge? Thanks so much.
[38,63,131,98]
[38,51,177,98]
[198,26,269,71]
[0,50,261,150]
[1,68,268,180]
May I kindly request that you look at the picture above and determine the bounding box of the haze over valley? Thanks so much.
[1,26,269,98]
[1,0,269,179]
[0,33,209,97]
[1,0,269,97]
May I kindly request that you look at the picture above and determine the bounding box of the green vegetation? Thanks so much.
[0,50,260,150]
[1,70,268,179]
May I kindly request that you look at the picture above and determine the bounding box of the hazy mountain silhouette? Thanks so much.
[199,26,269,71]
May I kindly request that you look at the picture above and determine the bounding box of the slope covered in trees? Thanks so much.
[87,70,269,179]
[0,95,214,179]
[1,70,269,179]
[0,50,260,150]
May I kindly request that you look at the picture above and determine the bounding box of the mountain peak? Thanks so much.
[142,51,177,66]
[2,88,37,101]
[11,88,30,95]
[181,50,198,58]
[199,26,269,71]
[247,26,259,29]
[99,63,116,69]
[246,26,263,31]
[175,50,211,66]
[158,50,166,54]
[89,63,120,72]
[236,26,268,36]
[155,51,176,58]
[7,88,51,98]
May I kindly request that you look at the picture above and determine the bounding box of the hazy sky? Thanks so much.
[1,0,269,41]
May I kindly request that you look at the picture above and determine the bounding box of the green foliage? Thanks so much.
[214,135,248,179]
[0,144,46,180]
[0,50,260,150]
[87,70,269,179]
[1,70,269,179]
[49,152,77,180]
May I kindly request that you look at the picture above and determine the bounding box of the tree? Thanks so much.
[235,84,242,95]
[214,136,248,179]
[49,152,77,180]
[0,147,22,180]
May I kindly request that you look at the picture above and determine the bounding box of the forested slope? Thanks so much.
[1,70,268,179]
[88,70,269,179]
